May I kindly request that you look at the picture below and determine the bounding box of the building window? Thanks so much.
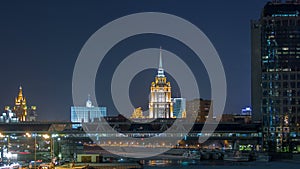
[291,74,296,80]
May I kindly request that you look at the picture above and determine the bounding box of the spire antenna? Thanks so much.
[159,46,163,69]
[157,47,165,77]
[18,85,23,97]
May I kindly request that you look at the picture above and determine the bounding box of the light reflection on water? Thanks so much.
[142,159,300,169]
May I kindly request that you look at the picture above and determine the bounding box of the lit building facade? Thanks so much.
[11,86,37,122]
[131,107,145,119]
[186,99,212,122]
[71,96,107,128]
[149,49,173,118]
[27,106,37,121]
[251,0,300,152]
[13,86,27,121]
[241,107,252,116]
[0,106,18,123]
[172,98,186,118]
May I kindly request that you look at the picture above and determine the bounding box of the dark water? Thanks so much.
[142,160,300,169]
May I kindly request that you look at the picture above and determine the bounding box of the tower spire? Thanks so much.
[86,94,92,107]
[18,85,23,98]
[149,47,172,119]
[157,47,165,77]
[14,85,27,121]
[159,47,163,69]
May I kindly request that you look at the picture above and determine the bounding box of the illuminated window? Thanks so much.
[282,47,289,51]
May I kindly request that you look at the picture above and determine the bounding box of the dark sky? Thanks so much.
[0,0,268,121]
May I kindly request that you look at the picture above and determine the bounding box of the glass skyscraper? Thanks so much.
[172,98,186,118]
[251,0,300,152]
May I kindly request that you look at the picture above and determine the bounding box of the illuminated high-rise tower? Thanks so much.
[149,48,173,118]
[13,86,27,121]
[251,0,300,152]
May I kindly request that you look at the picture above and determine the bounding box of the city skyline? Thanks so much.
[2,1,300,165]
[0,0,268,120]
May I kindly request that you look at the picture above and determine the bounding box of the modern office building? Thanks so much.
[148,49,173,118]
[71,96,107,128]
[251,0,300,152]
[172,98,186,118]
[186,99,212,122]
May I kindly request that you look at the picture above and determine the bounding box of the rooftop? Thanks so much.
[263,1,300,17]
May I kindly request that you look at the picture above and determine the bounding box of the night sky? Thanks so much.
[0,0,268,121]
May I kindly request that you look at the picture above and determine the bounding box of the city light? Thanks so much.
[1,1,300,168]
[43,134,50,139]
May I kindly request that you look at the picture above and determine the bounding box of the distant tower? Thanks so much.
[149,48,173,118]
[86,94,93,107]
[13,86,27,121]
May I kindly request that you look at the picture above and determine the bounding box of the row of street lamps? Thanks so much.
[0,133,60,168]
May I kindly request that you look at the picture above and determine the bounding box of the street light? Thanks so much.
[25,133,36,169]
[51,136,54,160]
[34,133,37,169]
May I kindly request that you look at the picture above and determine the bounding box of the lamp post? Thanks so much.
[7,135,9,160]
[25,133,37,169]
[51,137,54,160]
[50,134,57,166]
[40,134,51,162]
[34,133,36,169]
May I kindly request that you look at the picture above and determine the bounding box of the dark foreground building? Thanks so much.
[252,0,300,152]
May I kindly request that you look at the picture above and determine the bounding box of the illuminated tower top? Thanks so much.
[18,86,23,97]
[149,48,173,118]
[14,85,27,121]
[157,47,165,77]
[86,94,93,107]
[15,85,26,106]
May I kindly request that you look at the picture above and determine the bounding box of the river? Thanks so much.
[142,159,300,169]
